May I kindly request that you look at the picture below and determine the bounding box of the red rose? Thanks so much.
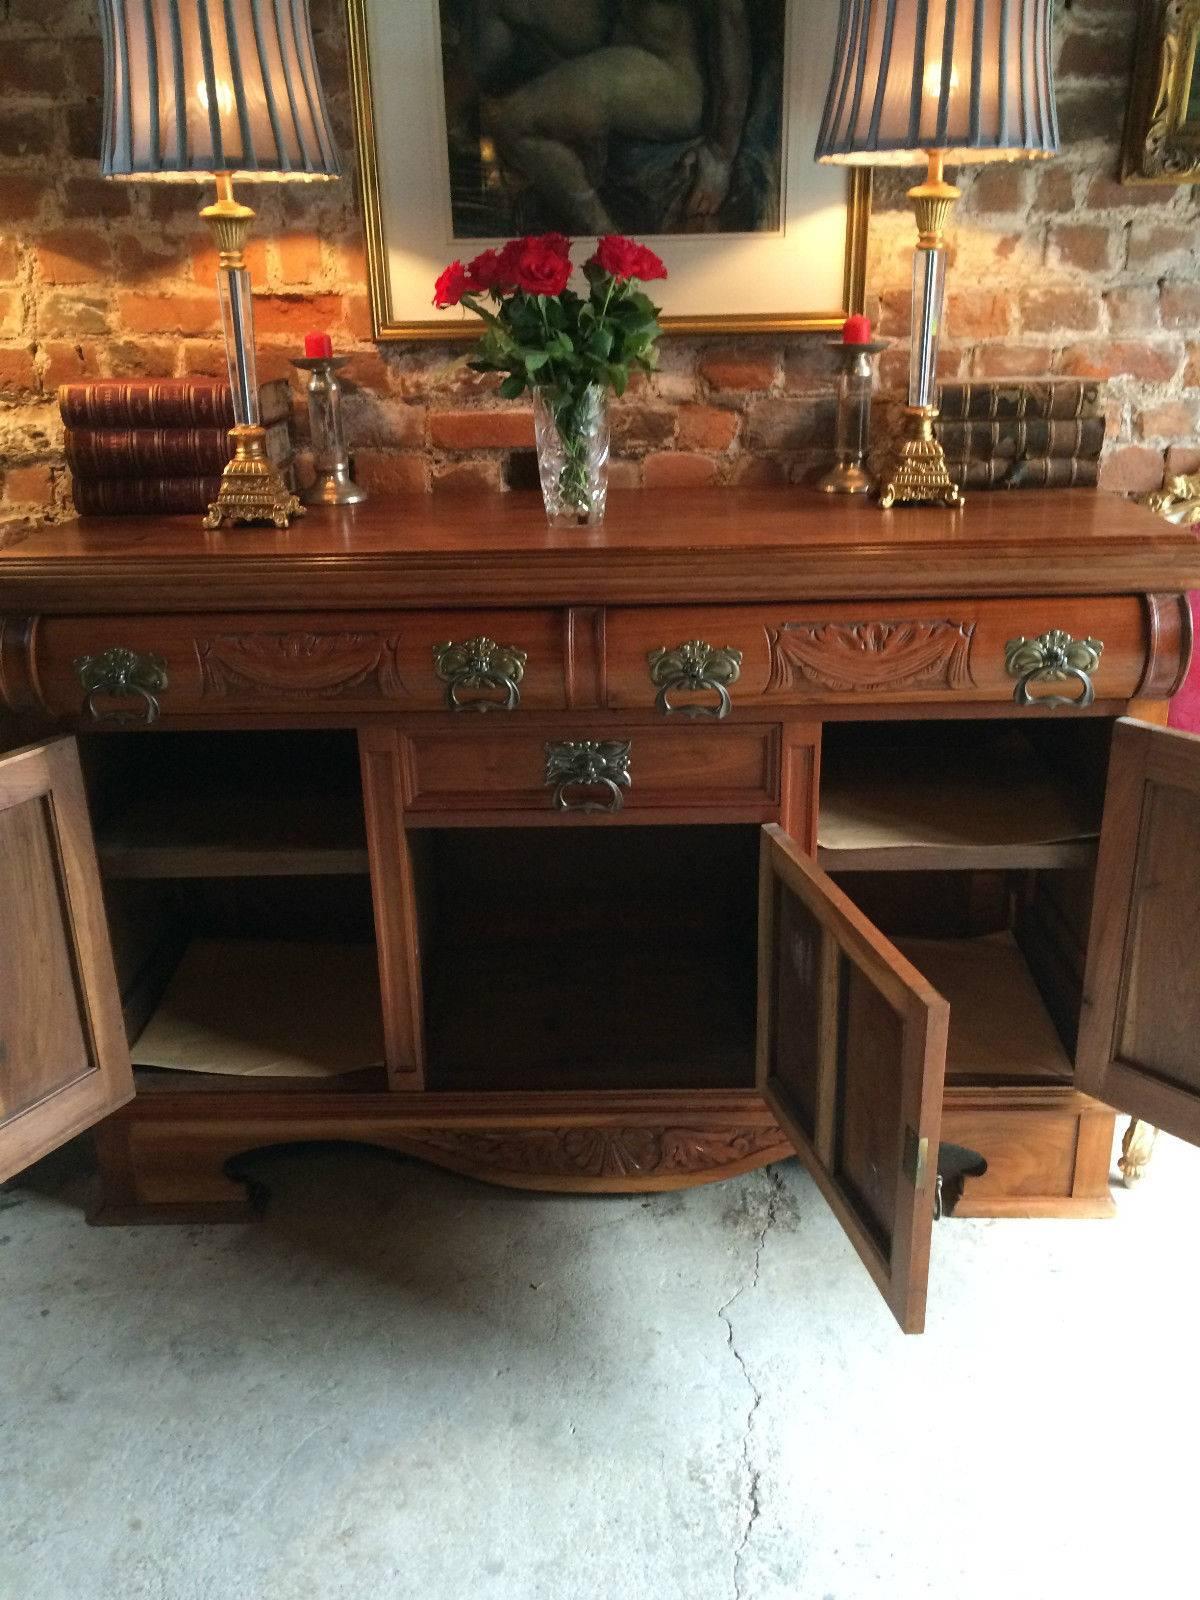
[589,235,667,283]
[464,248,509,293]
[511,236,573,297]
[433,260,470,309]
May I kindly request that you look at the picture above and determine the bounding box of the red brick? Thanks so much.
[193,238,268,284]
[343,293,374,341]
[607,457,642,489]
[3,463,55,505]
[1104,287,1159,335]
[1160,281,1200,329]
[0,345,36,395]
[743,398,833,451]
[1031,166,1076,214]
[36,227,111,284]
[41,339,102,390]
[643,452,718,488]
[335,394,424,448]
[115,233,188,279]
[698,350,780,392]
[1059,28,1135,79]
[875,288,913,340]
[429,408,533,449]
[0,237,19,283]
[103,338,177,379]
[274,233,324,285]
[1056,84,1126,143]
[252,292,342,337]
[0,104,57,158]
[354,450,428,495]
[431,458,505,493]
[610,405,676,453]
[62,176,133,220]
[118,292,217,337]
[1019,286,1101,334]
[675,404,738,452]
[0,37,60,94]
[1137,400,1199,439]
[971,344,1056,378]
[1059,340,1180,383]
[731,453,789,487]
[1099,445,1165,494]
[0,174,50,222]
[1166,445,1200,478]
[1048,224,1116,273]
[969,164,1028,214]
[1185,342,1200,387]
[0,288,21,333]
[37,293,110,337]
[1127,224,1195,268]
[339,350,393,395]
[180,339,235,379]
[1086,175,1170,210]
[945,290,1012,339]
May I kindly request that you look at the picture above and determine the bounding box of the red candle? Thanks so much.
[304,331,334,358]
[842,314,872,344]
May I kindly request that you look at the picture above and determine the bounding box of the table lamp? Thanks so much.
[98,0,341,528]
[815,0,1058,508]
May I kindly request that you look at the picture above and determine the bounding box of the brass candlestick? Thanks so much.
[201,173,303,530]
[877,151,963,511]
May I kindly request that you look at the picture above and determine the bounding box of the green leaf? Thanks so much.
[608,363,629,397]
[519,348,550,372]
[499,373,527,400]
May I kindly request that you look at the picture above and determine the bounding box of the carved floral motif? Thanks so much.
[197,631,407,698]
[395,1125,788,1182]
[766,619,975,694]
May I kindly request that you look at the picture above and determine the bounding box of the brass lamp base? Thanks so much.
[203,425,305,530]
[877,407,963,510]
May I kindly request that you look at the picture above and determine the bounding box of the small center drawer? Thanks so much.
[400,724,782,822]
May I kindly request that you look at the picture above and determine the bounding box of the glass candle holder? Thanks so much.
[290,355,368,507]
[818,340,888,496]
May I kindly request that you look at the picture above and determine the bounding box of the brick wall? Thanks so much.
[0,0,1196,520]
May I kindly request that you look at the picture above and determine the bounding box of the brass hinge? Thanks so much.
[903,1127,930,1189]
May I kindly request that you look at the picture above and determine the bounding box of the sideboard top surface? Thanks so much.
[1,489,1197,613]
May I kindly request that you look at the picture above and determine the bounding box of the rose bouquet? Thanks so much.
[434,233,666,525]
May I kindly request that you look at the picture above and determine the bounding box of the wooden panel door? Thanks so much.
[0,738,133,1182]
[758,825,949,1333]
[1076,720,1200,1142]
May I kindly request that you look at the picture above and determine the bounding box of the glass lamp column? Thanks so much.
[877,151,964,510]
[200,173,303,529]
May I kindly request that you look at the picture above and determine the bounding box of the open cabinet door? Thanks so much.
[1076,720,1200,1143]
[0,738,133,1183]
[758,825,949,1333]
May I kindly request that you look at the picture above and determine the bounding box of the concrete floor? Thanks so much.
[1,1133,1196,1600]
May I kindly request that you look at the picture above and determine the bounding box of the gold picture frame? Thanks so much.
[1122,0,1200,184]
[346,0,870,342]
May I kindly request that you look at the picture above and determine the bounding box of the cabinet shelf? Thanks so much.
[898,932,1073,1086]
[817,722,1102,873]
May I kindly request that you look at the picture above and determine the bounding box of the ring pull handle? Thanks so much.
[1004,630,1102,710]
[74,648,167,726]
[434,636,527,713]
[647,641,743,720]
[545,739,631,814]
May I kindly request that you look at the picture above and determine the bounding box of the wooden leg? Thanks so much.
[1118,1117,1159,1187]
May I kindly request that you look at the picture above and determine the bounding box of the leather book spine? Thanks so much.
[58,378,291,430]
[72,476,225,516]
[936,417,1105,460]
[65,419,292,476]
[953,457,1101,490]
[936,381,1103,423]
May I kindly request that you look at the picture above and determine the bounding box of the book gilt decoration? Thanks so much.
[766,619,976,695]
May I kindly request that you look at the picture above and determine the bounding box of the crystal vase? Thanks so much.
[532,384,610,527]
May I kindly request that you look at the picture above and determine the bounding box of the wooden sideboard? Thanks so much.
[3,487,1200,1334]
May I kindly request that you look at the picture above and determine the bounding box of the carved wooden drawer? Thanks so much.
[399,724,781,821]
[28,610,569,722]
[604,596,1181,712]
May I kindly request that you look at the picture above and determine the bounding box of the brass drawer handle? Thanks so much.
[1005,630,1103,709]
[647,640,743,719]
[544,739,631,813]
[74,647,168,725]
[434,636,527,712]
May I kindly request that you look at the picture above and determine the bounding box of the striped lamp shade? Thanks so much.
[98,0,340,179]
[815,0,1058,165]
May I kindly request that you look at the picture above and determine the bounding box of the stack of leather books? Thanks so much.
[59,377,293,515]
[935,380,1104,490]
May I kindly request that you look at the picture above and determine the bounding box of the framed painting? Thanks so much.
[347,0,870,340]
[1122,0,1200,184]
